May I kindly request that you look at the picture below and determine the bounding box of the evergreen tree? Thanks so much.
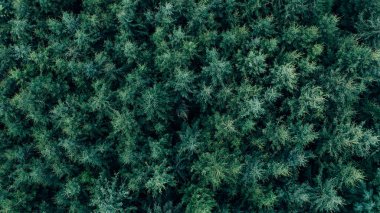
[0,0,379,212]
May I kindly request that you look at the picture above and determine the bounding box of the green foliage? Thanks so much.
[0,0,379,212]
[191,149,241,189]
[90,174,132,212]
[183,186,216,213]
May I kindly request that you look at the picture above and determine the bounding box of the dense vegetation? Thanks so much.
[0,0,379,212]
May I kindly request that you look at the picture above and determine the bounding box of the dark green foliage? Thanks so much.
[0,0,379,212]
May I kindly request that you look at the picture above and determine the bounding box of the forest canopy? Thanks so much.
[0,0,380,212]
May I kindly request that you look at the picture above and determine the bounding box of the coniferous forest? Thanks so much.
[0,0,380,212]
